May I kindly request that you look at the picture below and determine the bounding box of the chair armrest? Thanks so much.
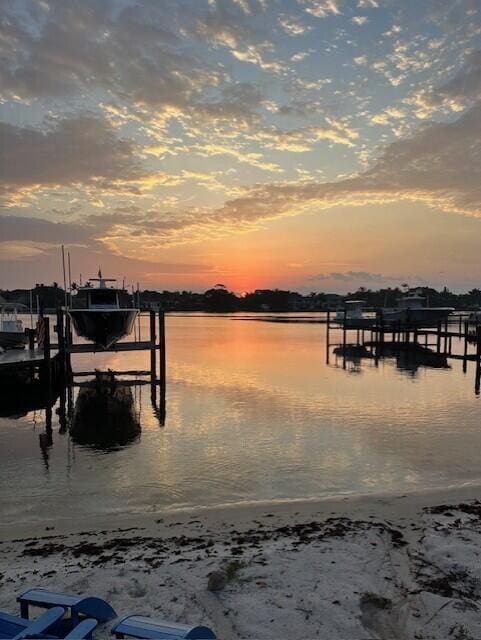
[13,606,65,640]
[64,618,98,639]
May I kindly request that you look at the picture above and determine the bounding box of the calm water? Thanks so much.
[1,313,481,526]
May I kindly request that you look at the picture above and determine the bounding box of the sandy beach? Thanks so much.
[1,486,481,639]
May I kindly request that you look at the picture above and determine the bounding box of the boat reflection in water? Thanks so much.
[71,371,141,450]
[333,342,450,377]
[382,343,450,375]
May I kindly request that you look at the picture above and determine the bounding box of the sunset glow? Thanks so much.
[1,1,481,292]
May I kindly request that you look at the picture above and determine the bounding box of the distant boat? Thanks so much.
[335,300,375,328]
[382,296,453,328]
[0,303,28,350]
[68,271,139,349]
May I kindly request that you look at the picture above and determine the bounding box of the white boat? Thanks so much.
[68,271,139,349]
[382,296,453,328]
[0,303,28,349]
[335,300,375,328]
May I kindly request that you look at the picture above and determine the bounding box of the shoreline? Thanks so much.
[2,482,481,541]
[2,485,481,638]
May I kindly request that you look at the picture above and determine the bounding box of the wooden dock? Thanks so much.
[0,310,166,424]
[326,311,481,394]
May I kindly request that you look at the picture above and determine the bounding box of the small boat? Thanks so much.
[68,271,139,349]
[335,300,375,328]
[381,296,453,328]
[0,303,28,349]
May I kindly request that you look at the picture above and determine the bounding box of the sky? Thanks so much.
[0,0,481,293]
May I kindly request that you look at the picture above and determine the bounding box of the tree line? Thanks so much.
[2,282,481,312]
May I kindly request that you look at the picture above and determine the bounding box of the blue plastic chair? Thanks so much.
[0,607,97,640]
[0,606,65,639]
[111,615,216,639]
[17,588,117,626]
[63,619,98,640]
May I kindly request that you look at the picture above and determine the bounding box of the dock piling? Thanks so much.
[150,310,156,383]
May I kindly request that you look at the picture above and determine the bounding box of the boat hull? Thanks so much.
[0,331,28,350]
[68,309,139,349]
[382,308,453,328]
[334,316,376,329]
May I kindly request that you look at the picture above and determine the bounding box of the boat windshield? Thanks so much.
[88,289,119,309]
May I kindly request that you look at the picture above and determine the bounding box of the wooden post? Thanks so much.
[463,321,469,370]
[150,310,156,382]
[342,308,347,369]
[63,311,72,378]
[43,317,51,391]
[58,384,67,434]
[436,321,441,353]
[158,310,166,389]
[56,307,65,370]
[326,309,330,364]
[379,309,384,350]
[28,328,35,350]
[475,326,481,394]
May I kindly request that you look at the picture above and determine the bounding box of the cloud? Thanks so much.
[297,0,341,18]
[179,101,481,240]
[0,0,264,125]
[0,215,92,245]
[196,82,265,126]
[278,16,311,36]
[311,271,404,284]
[0,114,144,204]
[370,107,405,126]
[415,50,481,114]
[192,1,287,74]
[351,16,369,25]
[0,215,218,289]
[42,100,478,256]
[251,120,359,150]
[0,1,218,109]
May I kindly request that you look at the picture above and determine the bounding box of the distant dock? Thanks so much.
[326,310,481,393]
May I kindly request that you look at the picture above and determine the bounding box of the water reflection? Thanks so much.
[332,341,450,376]
[0,367,164,468]
[2,314,481,526]
[71,371,141,450]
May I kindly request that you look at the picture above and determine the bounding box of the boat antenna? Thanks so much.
[61,245,68,309]
[80,273,83,286]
